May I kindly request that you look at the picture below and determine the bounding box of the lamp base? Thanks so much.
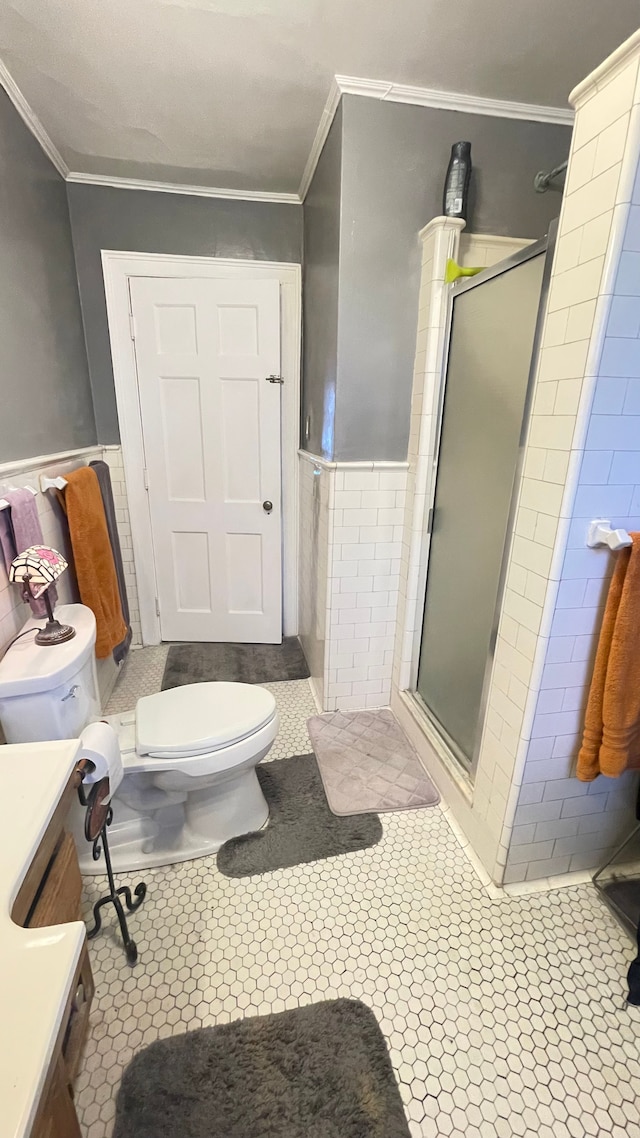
[35,620,76,646]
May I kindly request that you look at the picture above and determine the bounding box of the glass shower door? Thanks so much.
[416,246,547,772]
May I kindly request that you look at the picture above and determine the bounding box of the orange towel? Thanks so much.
[577,533,640,781]
[59,467,127,659]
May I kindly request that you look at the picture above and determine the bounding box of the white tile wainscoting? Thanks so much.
[298,451,408,712]
[0,445,142,708]
[393,29,640,887]
[298,455,330,708]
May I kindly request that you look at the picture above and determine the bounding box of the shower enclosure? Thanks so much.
[415,228,556,776]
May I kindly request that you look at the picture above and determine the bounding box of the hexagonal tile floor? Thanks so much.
[105,645,169,715]
[76,650,640,1138]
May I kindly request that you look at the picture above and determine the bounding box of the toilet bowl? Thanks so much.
[0,604,278,872]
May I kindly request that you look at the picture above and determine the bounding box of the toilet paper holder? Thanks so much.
[77,761,147,966]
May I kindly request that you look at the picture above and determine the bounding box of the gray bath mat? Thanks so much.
[308,709,440,816]
[113,999,411,1138]
[217,753,382,878]
[162,637,310,688]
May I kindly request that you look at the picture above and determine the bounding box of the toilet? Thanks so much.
[0,603,278,873]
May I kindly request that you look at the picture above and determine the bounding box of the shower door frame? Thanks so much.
[413,220,558,780]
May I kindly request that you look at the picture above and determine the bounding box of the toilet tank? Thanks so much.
[0,604,100,744]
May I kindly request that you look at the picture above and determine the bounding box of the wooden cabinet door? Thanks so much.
[31,1056,81,1138]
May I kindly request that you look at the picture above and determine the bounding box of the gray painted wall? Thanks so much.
[0,90,94,460]
[67,184,303,442]
[314,96,572,461]
[301,103,342,459]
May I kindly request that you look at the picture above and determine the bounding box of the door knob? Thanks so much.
[263,500,273,513]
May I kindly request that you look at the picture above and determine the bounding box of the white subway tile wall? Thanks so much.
[298,454,408,711]
[298,456,329,708]
[503,154,640,882]
[325,466,407,711]
[498,53,640,884]
[393,39,640,887]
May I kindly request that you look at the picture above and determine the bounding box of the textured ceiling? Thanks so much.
[0,0,638,192]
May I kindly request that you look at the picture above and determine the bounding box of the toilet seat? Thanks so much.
[123,715,279,779]
[106,681,279,779]
[137,682,277,758]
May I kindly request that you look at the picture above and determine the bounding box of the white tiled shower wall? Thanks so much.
[394,30,640,886]
[498,42,640,884]
[503,156,640,878]
[0,445,142,689]
[298,452,407,711]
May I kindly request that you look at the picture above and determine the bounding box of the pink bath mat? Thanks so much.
[307,709,440,816]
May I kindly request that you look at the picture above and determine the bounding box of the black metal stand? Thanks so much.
[628,781,640,1005]
[79,777,147,966]
[627,921,640,1006]
[593,780,640,1005]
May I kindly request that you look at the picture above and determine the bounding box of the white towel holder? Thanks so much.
[587,519,633,551]
[40,474,68,492]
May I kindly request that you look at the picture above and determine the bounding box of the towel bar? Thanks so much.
[0,486,38,510]
[587,519,632,551]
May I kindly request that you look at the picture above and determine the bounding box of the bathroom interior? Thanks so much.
[3,4,640,1137]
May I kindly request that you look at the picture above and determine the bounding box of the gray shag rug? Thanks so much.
[308,709,440,816]
[113,999,411,1138]
[162,638,310,689]
[217,754,382,878]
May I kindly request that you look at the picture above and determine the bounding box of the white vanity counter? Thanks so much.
[0,739,83,1138]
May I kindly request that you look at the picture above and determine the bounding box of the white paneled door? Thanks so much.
[129,276,282,643]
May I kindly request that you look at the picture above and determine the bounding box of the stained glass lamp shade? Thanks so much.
[10,546,76,645]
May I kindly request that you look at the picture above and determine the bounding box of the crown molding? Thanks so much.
[335,75,574,126]
[297,78,342,202]
[0,57,68,177]
[298,74,574,200]
[65,171,300,203]
[0,51,573,207]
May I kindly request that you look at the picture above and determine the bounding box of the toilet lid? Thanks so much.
[136,682,277,757]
